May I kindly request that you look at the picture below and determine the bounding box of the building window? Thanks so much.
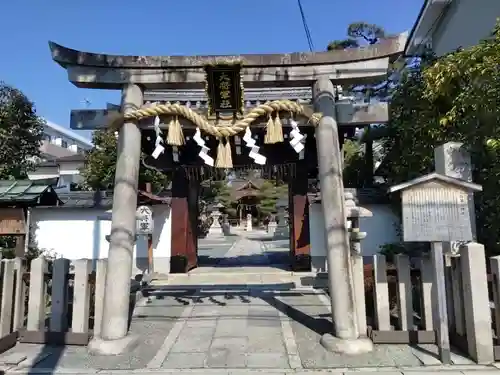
[61,140,68,148]
[43,134,52,142]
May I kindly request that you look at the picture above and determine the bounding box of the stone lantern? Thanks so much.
[208,202,224,236]
[274,197,289,239]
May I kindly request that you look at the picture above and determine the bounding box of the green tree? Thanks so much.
[0,83,45,257]
[256,181,288,217]
[342,139,366,187]
[382,21,500,255]
[380,58,442,186]
[80,129,168,192]
[327,22,393,188]
[327,22,385,50]
[422,22,500,255]
[0,83,44,179]
[328,22,403,100]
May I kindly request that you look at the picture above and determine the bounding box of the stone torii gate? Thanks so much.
[48,34,406,355]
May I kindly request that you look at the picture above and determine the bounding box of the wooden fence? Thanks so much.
[0,248,497,363]
[363,254,436,345]
[0,256,110,354]
[363,245,498,363]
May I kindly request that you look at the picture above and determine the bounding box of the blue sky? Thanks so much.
[0,0,423,139]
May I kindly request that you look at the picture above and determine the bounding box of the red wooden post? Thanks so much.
[170,169,198,273]
[289,165,311,271]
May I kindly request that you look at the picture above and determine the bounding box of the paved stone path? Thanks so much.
[197,236,239,266]
[198,232,290,268]
[0,286,481,373]
[0,233,496,374]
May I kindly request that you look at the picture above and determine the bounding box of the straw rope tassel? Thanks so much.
[167,115,185,146]
[273,113,284,143]
[224,137,233,168]
[215,139,226,168]
[264,114,275,144]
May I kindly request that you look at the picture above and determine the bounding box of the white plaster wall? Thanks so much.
[31,205,172,275]
[308,203,400,271]
[358,204,400,257]
[309,204,327,272]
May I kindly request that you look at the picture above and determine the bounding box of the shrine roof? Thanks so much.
[48,33,407,69]
[229,179,265,200]
[231,179,264,191]
[55,191,113,209]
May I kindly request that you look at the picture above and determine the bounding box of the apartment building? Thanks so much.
[40,120,93,159]
[28,121,92,191]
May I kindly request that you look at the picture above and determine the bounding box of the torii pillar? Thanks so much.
[313,78,373,354]
[89,83,143,354]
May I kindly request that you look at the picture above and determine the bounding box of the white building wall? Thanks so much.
[309,203,400,272]
[432,0,500,56]
[31,205,172,276]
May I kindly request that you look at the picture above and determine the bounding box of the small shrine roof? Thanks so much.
[388,172,482,193]
[0,180,60,206]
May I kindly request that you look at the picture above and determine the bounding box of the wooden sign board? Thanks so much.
[401,182,472,242]
[204,64,243,116]
[0,208,26,235]
[136,206,153,235]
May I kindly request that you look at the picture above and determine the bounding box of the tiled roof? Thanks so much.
[308,187,390,205]
[56,191,113,209]
[56,154,86,162]
[50,189,172,209]
[0,180,56,204]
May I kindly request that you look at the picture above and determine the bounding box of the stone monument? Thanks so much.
[221,215,231,236]
[434,142,476,252]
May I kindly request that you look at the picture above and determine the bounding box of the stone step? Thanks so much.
[149,270,328,289]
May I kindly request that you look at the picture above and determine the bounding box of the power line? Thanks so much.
[297,0,315,52]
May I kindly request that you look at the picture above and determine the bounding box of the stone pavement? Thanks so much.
[197,235,239,266]
[197,231,289,268]
[0,286,487,374]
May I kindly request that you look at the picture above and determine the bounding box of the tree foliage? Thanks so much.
[256,181,288,217]
[200,178,287,220]
[0,82,44,179]
[327,22,385,50]
[80,129,168,192]
[342,139,366,187]
[0,83,44,257]
[383,21,500,254]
